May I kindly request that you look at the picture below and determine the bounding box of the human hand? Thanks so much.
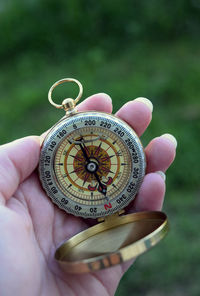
[0,94,176,296]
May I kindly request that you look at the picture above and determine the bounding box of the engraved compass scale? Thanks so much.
[39,78,169,273]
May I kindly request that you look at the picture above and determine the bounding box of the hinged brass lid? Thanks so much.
[55,211,169,274]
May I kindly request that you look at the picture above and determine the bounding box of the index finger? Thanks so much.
[115,97,153,137]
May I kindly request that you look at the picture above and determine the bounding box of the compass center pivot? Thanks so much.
[86,161,98,173]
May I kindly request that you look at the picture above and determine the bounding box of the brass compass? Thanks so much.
[39,78,169,273]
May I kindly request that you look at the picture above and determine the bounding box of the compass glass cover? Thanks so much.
[39,112,146,218]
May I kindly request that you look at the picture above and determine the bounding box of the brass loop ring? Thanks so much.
[48,78,83,109]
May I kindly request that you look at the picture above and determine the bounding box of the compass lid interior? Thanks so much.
[55,211,168,274]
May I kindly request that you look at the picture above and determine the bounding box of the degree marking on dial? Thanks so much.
[101,155,115,161]
[71,136,100,144]
[63,174,69,178]
[53,124,133,210]
[73,145,79,151]
[74,176,79,183]
[105,146,111,152]
[116,151,122,156]
[70,167,83,174]
[101,167,114,174]
[69,154,84,161]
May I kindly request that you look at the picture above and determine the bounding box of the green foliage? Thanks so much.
[0,0,199,62]
[0,1,200,295]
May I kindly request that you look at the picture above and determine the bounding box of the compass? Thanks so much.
[40,111,145,218]
[39,78,169,273]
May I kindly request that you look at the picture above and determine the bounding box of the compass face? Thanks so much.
[39,112,146,218]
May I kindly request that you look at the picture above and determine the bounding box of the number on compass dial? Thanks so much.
[53,127,132,216]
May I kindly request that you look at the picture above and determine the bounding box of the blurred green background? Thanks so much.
[0,1,200,295]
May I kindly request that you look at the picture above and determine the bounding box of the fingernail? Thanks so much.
[155,171,166,181]
[161,133,177,149]
[134,97,153,112]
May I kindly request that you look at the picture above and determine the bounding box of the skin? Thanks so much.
[0,94,176,296]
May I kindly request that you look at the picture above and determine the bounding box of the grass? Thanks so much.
[116,189,200,296]
[0,38,200,295]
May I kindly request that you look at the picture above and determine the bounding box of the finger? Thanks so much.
[0,136,40,203]
[145,134,177,173]
[132,172,166,212]
[77,93,112,113]
[40,93,113,141]
[115,98,153,137]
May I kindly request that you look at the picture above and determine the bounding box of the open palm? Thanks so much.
[0,94,176,296]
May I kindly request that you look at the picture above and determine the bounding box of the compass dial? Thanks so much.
[39,112,146,218]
